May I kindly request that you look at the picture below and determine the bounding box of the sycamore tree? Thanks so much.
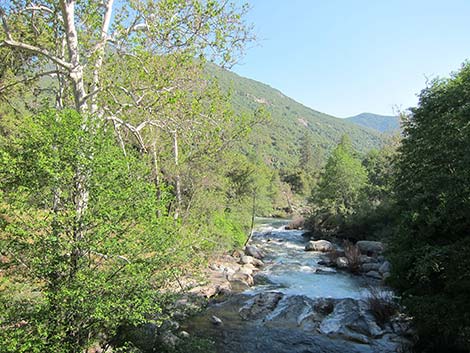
[0,0,254,230]
[0,0,252,113]
[0,1,255,352]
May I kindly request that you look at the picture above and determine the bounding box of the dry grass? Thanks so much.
[366,286,398,325]
[343,240,361,273]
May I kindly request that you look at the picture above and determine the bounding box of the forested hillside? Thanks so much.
[208,66,386,169]
[345,112,400,134]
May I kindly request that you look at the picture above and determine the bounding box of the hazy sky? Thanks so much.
[231,0,470,117]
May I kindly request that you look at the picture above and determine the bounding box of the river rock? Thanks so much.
[314,298,335,315]
[305,240,335,252]
[245,245,265,259]
[210,315,223,325]
[365,271,382,280]
[319,299,383,344]
[228,272,254,286]
[239,292,284,320]
[238,264,255,276]
[361,262,381,272]
[359,255,377,264]
[179,330,190,339]
[379,261,391,274]
[336,256,349,269]
[240,255,263,267]
[356,241,384,255]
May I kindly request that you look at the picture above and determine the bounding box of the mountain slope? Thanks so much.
[208,66,386,169]
[345,113,400,134]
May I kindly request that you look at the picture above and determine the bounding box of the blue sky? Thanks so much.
[231,0,470,117]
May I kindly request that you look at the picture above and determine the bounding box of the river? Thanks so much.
[182,218,412,353]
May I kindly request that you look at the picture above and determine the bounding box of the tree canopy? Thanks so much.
[389,62,470,353]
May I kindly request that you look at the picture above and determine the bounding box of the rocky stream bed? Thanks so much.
[126,218,415,353]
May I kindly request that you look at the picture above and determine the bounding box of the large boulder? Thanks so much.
[305,240,335,252]
[319,299,383,344]
[356,241,384,255]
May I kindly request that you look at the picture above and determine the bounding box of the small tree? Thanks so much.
[312,135,367,218]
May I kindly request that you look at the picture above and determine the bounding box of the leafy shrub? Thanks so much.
[0,110,193,352]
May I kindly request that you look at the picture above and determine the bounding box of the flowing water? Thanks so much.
[245,217,369,299]
[181,218,407,353]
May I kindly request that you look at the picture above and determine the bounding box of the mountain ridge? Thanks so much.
[345,112,400,134]
[208,66,387,168]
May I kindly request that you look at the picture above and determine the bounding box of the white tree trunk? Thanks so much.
[60,0,88,113]
[173,130,182,220]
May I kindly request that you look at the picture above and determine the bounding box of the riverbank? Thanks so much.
[164,218,415,353]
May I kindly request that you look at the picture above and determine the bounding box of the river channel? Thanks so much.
[182,218,411,353]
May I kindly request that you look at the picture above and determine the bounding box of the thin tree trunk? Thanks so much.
[173,130,181,220]
[91,0,114,115]
[151,136,162,218]
[60,0,90,278]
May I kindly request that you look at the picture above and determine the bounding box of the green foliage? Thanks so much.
[388,62,470,352]
[0,110,195,352]
[309,135,368,233]
[345,113,400,134]
[207,64,386,171]
[306,134,399,240]
[340,140,399,240]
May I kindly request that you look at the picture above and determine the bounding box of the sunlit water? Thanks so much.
[244,217,368,299]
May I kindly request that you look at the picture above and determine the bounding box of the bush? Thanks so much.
[0,110,192,352]
[389,63,470,352]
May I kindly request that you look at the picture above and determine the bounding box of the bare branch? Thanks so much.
[21,5,55,15]
[104,114,148,152]
[0,7,13,41]
[0,70,65,93]
[1,38,73,70]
